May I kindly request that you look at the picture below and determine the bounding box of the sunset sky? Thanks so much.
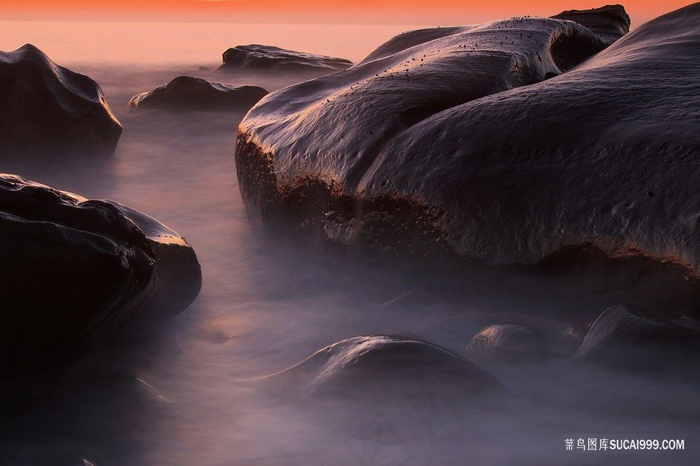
[0,1,693,25]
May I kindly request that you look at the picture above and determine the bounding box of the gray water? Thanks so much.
[1,27,699,466]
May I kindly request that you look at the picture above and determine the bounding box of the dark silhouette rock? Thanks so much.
[236,5,700,316]
[128,76,268,112]
[269,335,502,404]
[0,373,186,465]
[0,44,122,158]
[552,4,631,45]
[466,324,549,363]
[572,305,700,371]
[217,44,352,74]
[0,174,201,376]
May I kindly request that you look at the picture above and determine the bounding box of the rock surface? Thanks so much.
[217,44,352,73]
[128,76,268,112]
[236,5,700,315]
[572,305,700,371]
[269,335,502,403]
[552,4,630,44]
[0,174,201,375]
[0,44,122,158]
[466,324,549,363]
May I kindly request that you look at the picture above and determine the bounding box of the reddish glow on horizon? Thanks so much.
[0,0,694,25]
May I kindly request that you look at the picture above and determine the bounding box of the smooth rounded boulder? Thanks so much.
[217,44,352,74]
[0,44,122,158]
[267,335,502,404]
[235,5,700,317]
[572,305,700,372]
[128,76,268,112]
[0,174,201,376]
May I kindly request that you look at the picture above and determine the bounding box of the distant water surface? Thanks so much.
[0,21,427,66]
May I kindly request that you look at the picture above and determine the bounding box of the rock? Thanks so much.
[0,373,187,465]
[217,44,352,74]
[128,76,268,112]
[236,5,700,315]
[268,335,502,404]
[0,44,122,158]
[108,202,202,324]
[466,324,549,363]
[572,305,700,371]
[0,174,201,375]
[552,4,631,45]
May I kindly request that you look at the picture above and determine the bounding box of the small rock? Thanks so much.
[128,76,267,112]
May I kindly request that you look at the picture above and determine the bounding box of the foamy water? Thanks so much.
[0,21,698,466]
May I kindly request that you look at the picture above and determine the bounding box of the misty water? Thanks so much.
[1,21,699,466]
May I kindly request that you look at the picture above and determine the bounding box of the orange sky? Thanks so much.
[1,1,694,25]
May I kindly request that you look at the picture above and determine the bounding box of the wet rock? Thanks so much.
[270,335,502,404]
[466,324,549,363]
[109,202,202,324]
[217,44,352,74]
[0,374,186,465]
[236,5,700,316]
[0,44,122,158]
[128,76,268,112]
[552,4,631,45]
[572,305,700,371]
[0,174,201,375]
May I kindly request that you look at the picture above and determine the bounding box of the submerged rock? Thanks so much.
[217,44,352,73]
[269,335,502,404]
[236,5,700,315]
[0,374,187,465]
[572,305,700,371]
[0,44,122,158]
[0,174,201,375]
[466,324,549,363]
[128,76,268,112]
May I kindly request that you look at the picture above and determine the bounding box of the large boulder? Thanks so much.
[236,5,700,314]
[217,44,352,74]
[552,4,630,44]
[128,76,268,112]
[0,44,122,158]
[0,174,201,376]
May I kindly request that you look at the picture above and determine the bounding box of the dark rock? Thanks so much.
[0,174,201,376]
[109,202,202,324]
[0,44,122,158]
[552,4,631,45]
[269,335,502,404]
[572,305,700,371]
[0,373,186,465]
[217,44,352,74]
[466,324,549,363]
[128,76,267,112]
[236,5,700,316]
